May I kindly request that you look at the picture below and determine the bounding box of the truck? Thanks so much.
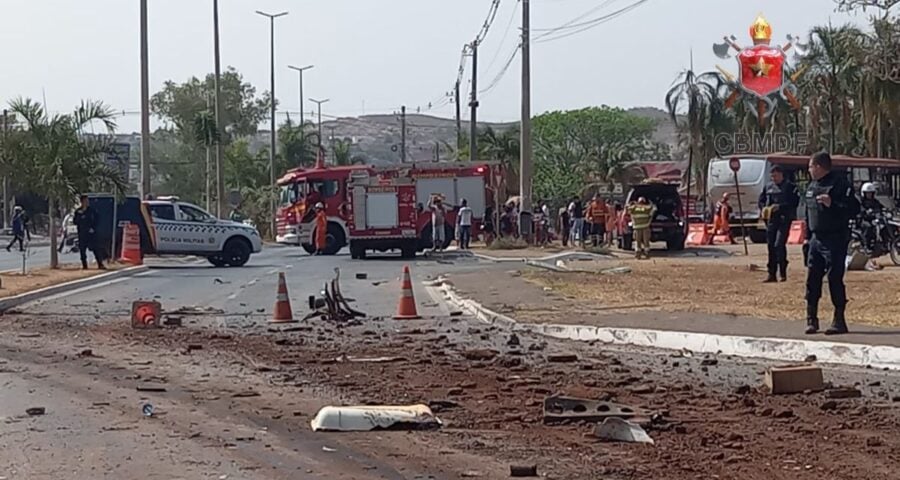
[345,171,419,259]
[276,160,499,256]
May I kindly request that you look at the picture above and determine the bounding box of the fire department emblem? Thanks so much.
[713,14,808,126]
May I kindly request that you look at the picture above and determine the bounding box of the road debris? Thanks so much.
[462,349,499,361]
[78,348,94,357]
[355,273,368,280]
[765,364,823,394]
[304,268,366,322]
[142,404,154,417]
[163,316,183,327]
[232,390,261,398]
[594,417,654,444]
[543,396,641,424]
[310,404,441,432]
[25,407,46,416]
[547,353,578,363]
[507,333,521,346]
[136,384,167,392]
[826,388,863,399]
[170,305,225,316]
[509,465,539,477]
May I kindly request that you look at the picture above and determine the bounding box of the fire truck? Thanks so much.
[276,160,499,256]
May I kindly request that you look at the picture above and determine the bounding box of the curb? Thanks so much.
[432,281,900,371]
[472,251,612,264]
[0,265,149,313]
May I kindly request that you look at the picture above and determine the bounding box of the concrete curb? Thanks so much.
[432,281,900,370]
[0,265,149,313]
[472,251,612,264]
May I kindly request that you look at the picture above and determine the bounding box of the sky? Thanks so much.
[0,0,865,133]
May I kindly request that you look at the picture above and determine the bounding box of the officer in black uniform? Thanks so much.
[758,165,799,283]
[73,195,106,270]
[804,152,857,335]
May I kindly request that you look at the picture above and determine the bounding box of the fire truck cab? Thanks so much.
[276,162,498,256]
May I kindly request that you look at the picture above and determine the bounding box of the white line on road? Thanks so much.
[266,268,279,275]
[247,279,258,286]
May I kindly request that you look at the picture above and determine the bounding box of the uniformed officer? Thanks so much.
[804,152,858,335]
[73,195,106,270]
[758,165,799,283]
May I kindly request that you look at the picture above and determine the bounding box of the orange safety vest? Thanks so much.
[315,211,328,249]
[714,202,731,235]
[587,200,609,224]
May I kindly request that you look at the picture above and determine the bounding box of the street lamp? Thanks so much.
[139,0,151,199]
[213,0,225,218]
[309,98,330,155]
[256,10,288,238]
[287,65,314,128]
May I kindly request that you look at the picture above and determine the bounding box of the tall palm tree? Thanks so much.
[332,139,352,166]
[6,98,126,268]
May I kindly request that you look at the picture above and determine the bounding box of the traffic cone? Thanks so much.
[271,272,296,324]
[394,265,421,320]
[119,223,143,265]
[131,300,161,329]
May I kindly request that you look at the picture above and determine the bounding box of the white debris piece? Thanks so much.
[594,417,654,444]
[310,404,442,432]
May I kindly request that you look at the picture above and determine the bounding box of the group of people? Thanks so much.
[557,195,621,249]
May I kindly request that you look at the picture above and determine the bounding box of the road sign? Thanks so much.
[729,158,741,172]
[107,143,131,181]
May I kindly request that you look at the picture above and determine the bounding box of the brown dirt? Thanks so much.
[0,263,124,298]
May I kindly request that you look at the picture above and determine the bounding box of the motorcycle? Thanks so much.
[850,209,900,266]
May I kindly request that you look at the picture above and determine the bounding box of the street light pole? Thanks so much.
[139,0,151,199]
[519,0,534,239]
[256,10,288,238]
[213,0,225,218]
[288,65,314,128]
[310,98,330,156]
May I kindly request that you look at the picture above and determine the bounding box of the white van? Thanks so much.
[707,156,771,243]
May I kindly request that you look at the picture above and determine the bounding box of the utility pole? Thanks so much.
[213,0,225,218]
[519,0,534,239]
[400,106,407,163]
[139,0,151,199]
[288,65,314,128]
[205,96,212,213]
[310,98,329,155]
[454,80,462,157]
[469,42,479,162]
[1,109,8,228]
[256,10,289,238]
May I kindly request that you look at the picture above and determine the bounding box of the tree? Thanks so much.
[279,117,317,168]
[333,139,352,166]
[5,98,126,268]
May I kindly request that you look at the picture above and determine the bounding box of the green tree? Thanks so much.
[333,139,352,166]
[279,117,317,168]
[5,98,125,268]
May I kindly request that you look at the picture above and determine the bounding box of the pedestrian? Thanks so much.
[557,205,570,247]
[482,206,496,246]
[586,194,610,247]
[59,209,74,253]
[710,193,736,245]
[73,195,105,269]
[759,165,799,283]
[457,198,473,250]
[628,197,656,259]
[314,202,327,255]
[429,196,447,252]
[6,206,29,252]
[804,152,858,335]
[568,196,585,248]
[605,199,617,246]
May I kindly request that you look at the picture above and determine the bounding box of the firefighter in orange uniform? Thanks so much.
[586,194,610,247]
[314,202,328,255]
[710,193,736,245]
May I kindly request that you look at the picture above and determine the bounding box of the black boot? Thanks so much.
[805,304,819,334]
[764,265,777,283]
[779,261,788,282]
[825,307,849,335]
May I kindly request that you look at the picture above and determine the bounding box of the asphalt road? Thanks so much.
[0,244,52,273]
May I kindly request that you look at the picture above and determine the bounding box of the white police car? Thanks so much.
[145,198,262,267]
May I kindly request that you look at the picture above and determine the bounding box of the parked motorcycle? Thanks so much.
[850,209,900,266]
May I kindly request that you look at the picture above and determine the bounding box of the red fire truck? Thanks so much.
[276,161,499,256]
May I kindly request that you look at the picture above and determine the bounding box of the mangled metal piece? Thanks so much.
[310,404,441,432]
[594,417,654,444]
[543,396,643,424]
[304,268,366,322]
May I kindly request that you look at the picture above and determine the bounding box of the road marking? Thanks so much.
[266,268,279,275]
[247,279,258,286]
[227,292,239,300]
[286,264,294,269]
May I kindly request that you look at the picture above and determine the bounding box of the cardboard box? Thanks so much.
[765,364,824,394]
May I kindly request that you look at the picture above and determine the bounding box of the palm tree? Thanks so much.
[6,98,126,268]
[478,126,520,197]
[278,118,317,168]
[333,139,352,166]
[192,109,219,211]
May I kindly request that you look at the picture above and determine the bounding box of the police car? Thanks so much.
[145,197,262,267]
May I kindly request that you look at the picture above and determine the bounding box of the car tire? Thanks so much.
[208,256,227,268]
[222,238,252,267]
[667,236,686,251]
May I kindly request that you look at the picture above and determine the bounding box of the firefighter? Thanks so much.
[758,165,799,283]
[314,202,328,255]
[586,194,610,247]
[73,195,105,269]
[710,193,736,245]
[804,152,858,335]
[627,197,656,259]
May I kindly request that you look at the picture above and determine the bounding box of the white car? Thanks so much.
[145,199,262,267]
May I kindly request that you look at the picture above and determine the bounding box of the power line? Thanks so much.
[484,0,521,74]
[474,0,503,46]
[533,0,621,33]
[535,0,652,43]
[481,45,520,95]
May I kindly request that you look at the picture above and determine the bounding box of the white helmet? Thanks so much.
[315,202,325,210]
[861,182,877,194]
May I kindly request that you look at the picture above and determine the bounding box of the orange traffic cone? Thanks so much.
[119,223,143,265]
[271,272,296,324]
[394,265,421,320]
[131,300,161,329]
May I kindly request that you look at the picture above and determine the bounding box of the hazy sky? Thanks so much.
[0,0,863,132]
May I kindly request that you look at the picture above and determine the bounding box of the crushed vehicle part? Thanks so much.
[543,396,643,424]
[303,268,367,322]
[310,404,441,432]
[594,417,654,444]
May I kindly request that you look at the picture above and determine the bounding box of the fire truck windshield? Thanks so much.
[279,183,303,206]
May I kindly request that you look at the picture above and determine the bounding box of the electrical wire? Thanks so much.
[480,45,520,95]
[484,0,521,74]
[532,0,622,33]
[474,0,503,46]
[535,0,651,43]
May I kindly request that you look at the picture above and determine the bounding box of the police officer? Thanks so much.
[758,165,799,283]
[860,182,885,213]
[804,152,857,335]
[74,195,106,270]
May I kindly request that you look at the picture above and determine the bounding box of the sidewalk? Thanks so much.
[450,265,900,347]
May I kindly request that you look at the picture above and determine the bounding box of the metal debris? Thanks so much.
[594,417,654,444]
[26,407,46,416]
[304,268,366,322]
[543,396,643,424]
[310,404,441,432]
[510,465,539,477]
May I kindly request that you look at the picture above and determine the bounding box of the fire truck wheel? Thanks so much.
[301,243,316,255]
[350,242,367,260]
[323,223,346,256]
[400,242,417,259]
